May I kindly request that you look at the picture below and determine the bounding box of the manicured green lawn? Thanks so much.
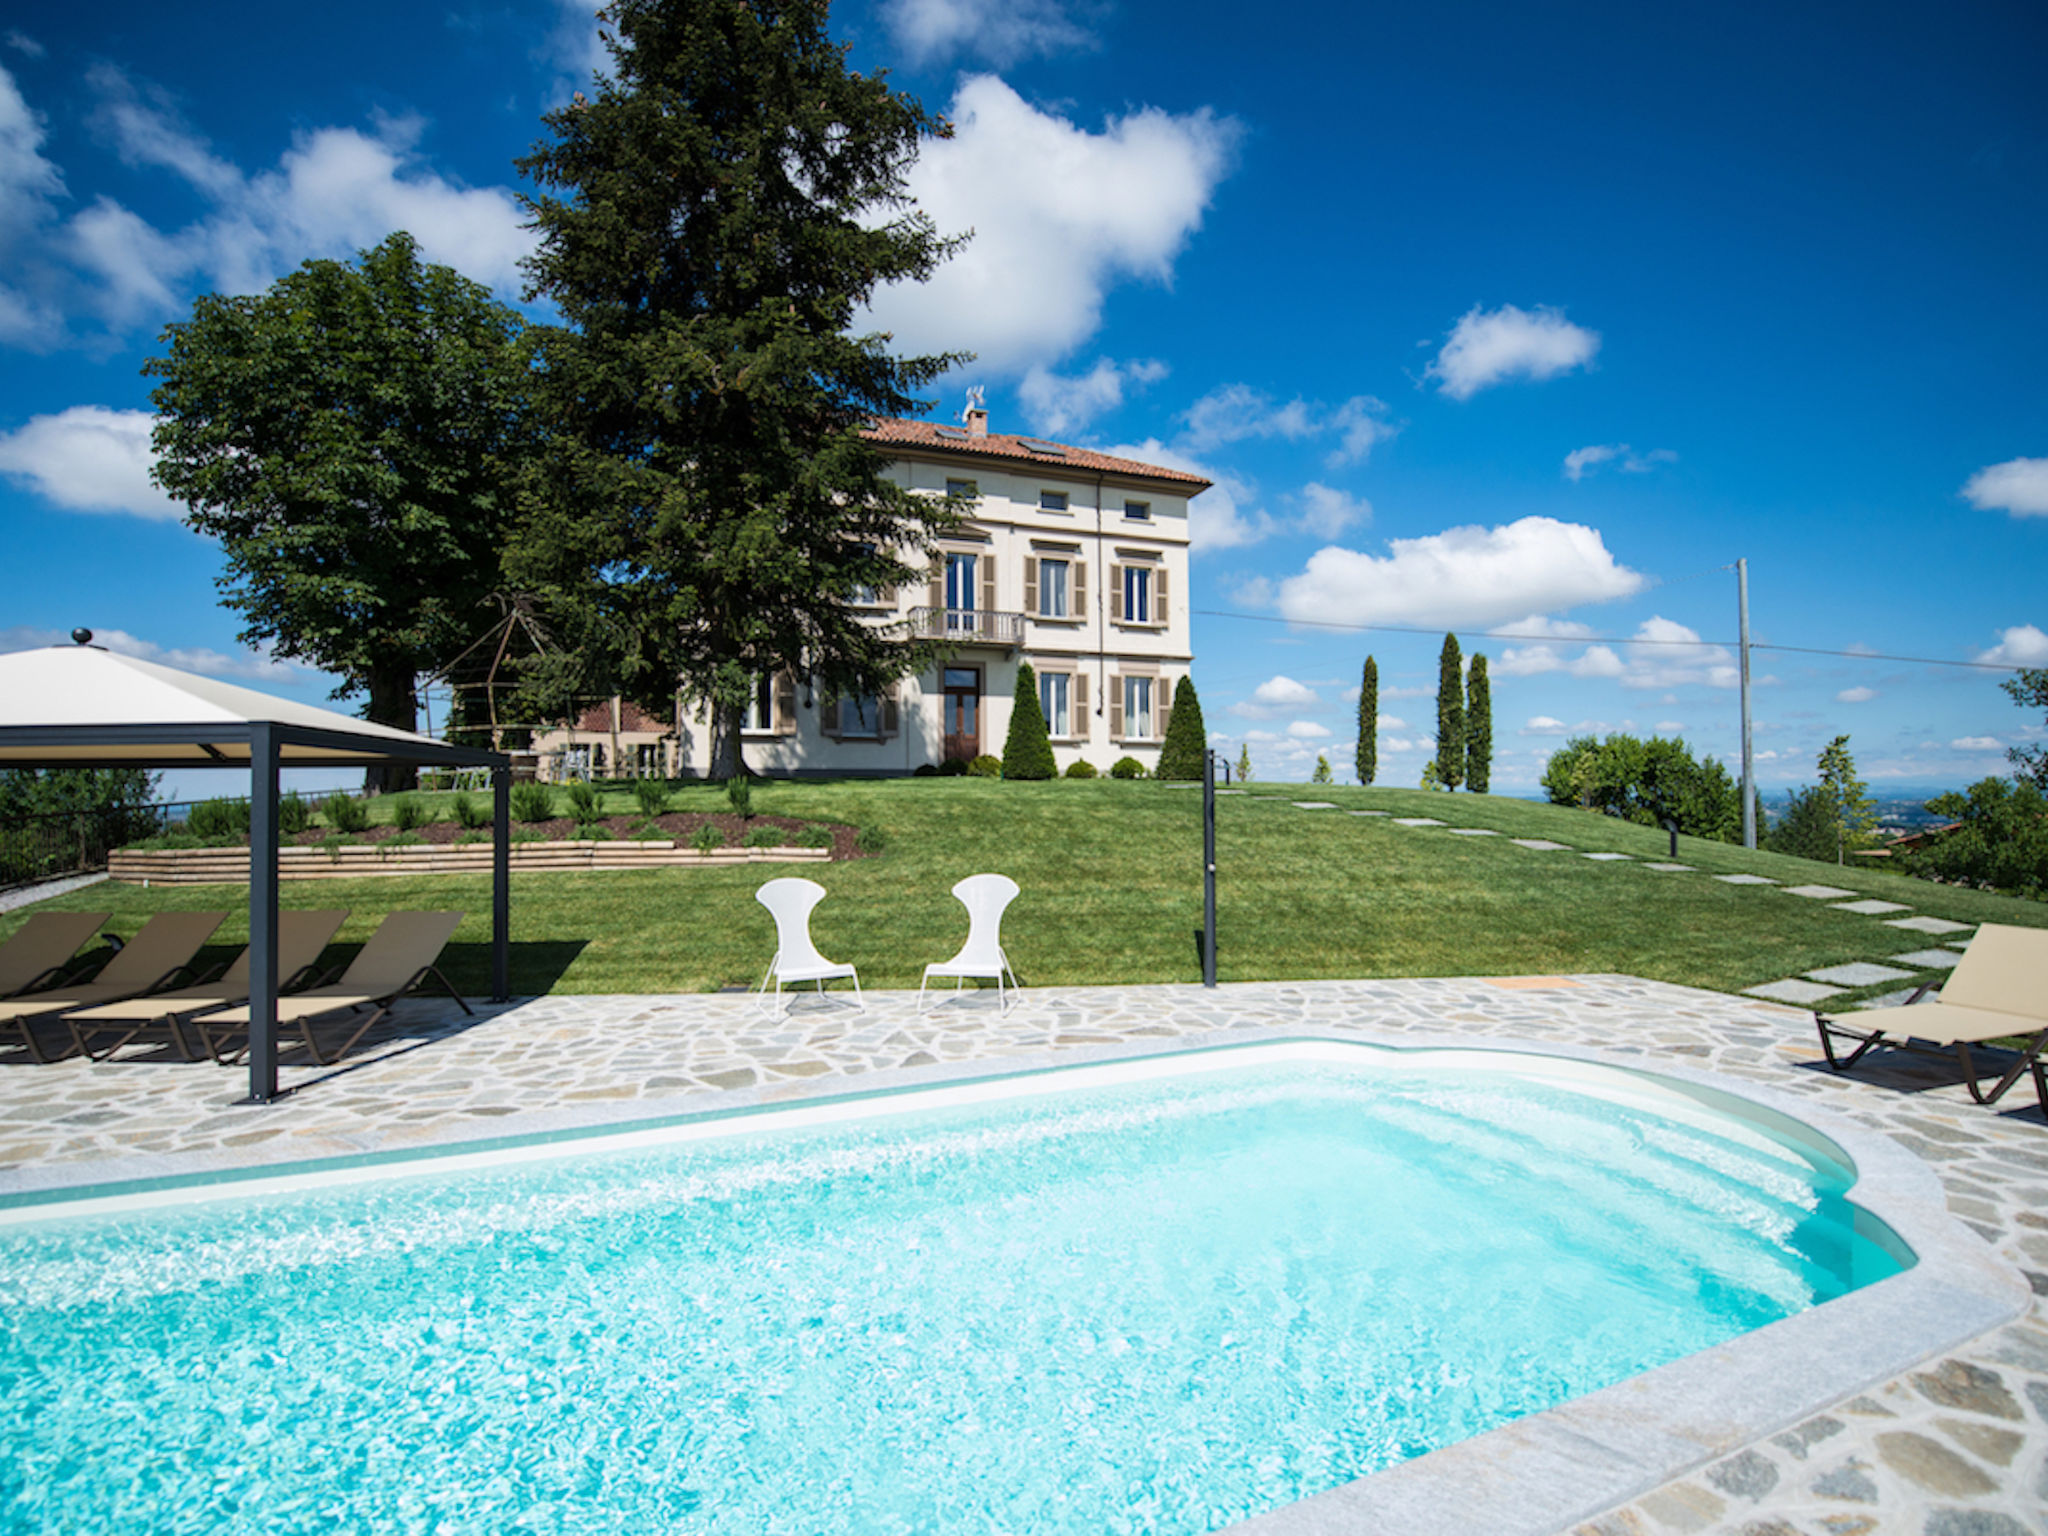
[10,779,2041,1003]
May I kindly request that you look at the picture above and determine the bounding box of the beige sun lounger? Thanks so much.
[0,911,227,1063]
[197,911,470,1067]
[1816,923,2048,1111]
[0,911,111,998]
[62,910,349,1063]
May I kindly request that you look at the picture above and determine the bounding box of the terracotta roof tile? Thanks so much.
[862,418,1211,491]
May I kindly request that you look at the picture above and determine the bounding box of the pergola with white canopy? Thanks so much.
[0,637,510,1103]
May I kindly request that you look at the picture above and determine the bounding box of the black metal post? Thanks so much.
[1202,748,1218,988]
[246,723,281,1104]
[1664,817,1679,860]
[491,765,511,1002]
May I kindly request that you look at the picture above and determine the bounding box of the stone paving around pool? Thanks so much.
[0,971,2041,1535]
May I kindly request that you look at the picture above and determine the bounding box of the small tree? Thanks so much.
[1435,634,1465,790]
[1155,676,1208,781]
[2003,667,2048,789]
[1420,759,1443,791]
[1464,653,1491,793]
[1002,662,1057,780]
[1815,734,1878,864]
[1355,655,1378,787]
[1764,785,1840,862]
[1311,754,1333,785]
[1236,743,1253,782]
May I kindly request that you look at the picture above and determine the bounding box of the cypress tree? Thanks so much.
[1355,654,1378,786]
[1002,662,1056,780]
[1236,742,1253,782]
[1464,653,1491,793]
[1155,675,1209,781]
[1435,633,1465,790]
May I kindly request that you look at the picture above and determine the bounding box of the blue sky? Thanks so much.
[1,0,2043,804]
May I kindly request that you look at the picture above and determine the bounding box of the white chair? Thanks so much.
[754,878,863,1013]
[920,873,1021,1013]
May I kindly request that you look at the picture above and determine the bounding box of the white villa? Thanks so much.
[532,407,1208,779]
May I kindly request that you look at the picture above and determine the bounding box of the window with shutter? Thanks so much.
[775,674,797,736]
[1155,568,1169,627]
[881,689,900,740]
[980,557,995,617]
[1073,559,1087,619]
[1108,675,1123,738]
[1074,671,1088,724]
[1023,558,1038,616]
[1108,564,1123,622]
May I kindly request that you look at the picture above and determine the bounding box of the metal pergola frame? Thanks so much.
[0,718,510,1106]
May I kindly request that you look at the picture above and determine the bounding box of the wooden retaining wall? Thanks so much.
[108,841,831,885]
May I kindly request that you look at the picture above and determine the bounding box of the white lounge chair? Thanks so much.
[754,878,862,1013]
[920,873,1021,1013]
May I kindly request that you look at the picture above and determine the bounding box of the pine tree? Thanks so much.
[1435,633,1465,790]
[1464,653,1491,793]
[513,0,968,777]
[1815,734,1877,863]
[1002,663,1056,780]
[1155,676,1208,781]
[1355,655,1378,786]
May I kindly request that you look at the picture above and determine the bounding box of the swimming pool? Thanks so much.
[0,1041,1935,1533]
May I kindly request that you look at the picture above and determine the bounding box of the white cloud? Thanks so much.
[1496,642,1625,679]
[1492,614,1597,641]
[5,32,46,58]
[881,0,1093,66]
[1497,616,1738,692]
[1228,574,1274,607]
[1951,736,2003,751]
[1655,720,1685,733]
[1327,397,1398,467]
[1286,721,1331,739]
[1563,443,1676,481]
[1961,457,2048,519]
[1297,482,1370,540]
[0,60,63,346]
[1377,714,1406,730]
[0,624,299,681]
[1179,386,1396,469]
[1976,625,2048,667]
[1232,675,1320,720]
[1837,686,1877,704]
[545,0,611,102]
[1521,716,1569,736]
[866,76,1238,376]
[1017,356,1164,436]
[1276,516,1645,629]
[1425,304,1600,400]
[0,406,179,519]
[1105,437,1273,552]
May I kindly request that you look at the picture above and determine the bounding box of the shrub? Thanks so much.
[1894,778,2048,899]
[451,792,489,830]
[855,824,887,855]
[511,783,557,824]
[632,820,669,841]
[511,826,547,844]
[456,828,492,844]
[1064,759,1099,779]
[798,825,833,848]
[187,797,250,841]
[938,757,969,777]
[578,824,615,841]
[1155,676,1208,782]
[632,778,671,818]
[726,775,753,817]
[565,781,599,821]
[967,754,1002,779]
[691,822,724,854]
[321,792,370,834]
[278,792,312,837]
[744,825,784,848]
[1111,756,1146,780]
[1001,662,1057,780]
[389,793,426,833]
[912,763,941,777]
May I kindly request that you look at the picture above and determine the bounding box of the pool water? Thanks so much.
[0,1052,1904,1534]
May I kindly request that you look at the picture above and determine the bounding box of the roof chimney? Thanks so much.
[966,406,988,438]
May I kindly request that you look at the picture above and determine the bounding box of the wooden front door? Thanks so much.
[942,666,981,762]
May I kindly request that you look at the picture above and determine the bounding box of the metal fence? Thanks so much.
[0,803,168,892]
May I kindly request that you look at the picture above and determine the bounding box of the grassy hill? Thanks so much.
[10,779,2041,1002]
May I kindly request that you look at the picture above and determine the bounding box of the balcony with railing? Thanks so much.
[908,606,1024,649]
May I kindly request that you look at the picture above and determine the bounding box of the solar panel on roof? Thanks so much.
[934,426,969,440]
[1021,438,1067,457]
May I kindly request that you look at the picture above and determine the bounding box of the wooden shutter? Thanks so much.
[1109,564,1123,622]
[1158,689,1172,743]
[928,558,943,613]
[1024,558,1038,616]
[881,688,900,741]
[820,690,842,741]
[1109,674,1123,739]
[980,557,996,617]
[1072,559,1086,620]
[1074,672,1088,732]
[775,674,797,736]
[1154,568,1169,627]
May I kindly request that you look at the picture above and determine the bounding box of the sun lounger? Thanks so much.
[0,911,227,1062]
[0,911,111,998]
[196,911,469,1066]
[1815,923,2048,1110]
[62,910,348,1063]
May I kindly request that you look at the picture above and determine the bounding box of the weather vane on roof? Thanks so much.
[960,386,985,423]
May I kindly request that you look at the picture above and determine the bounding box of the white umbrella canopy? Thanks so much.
[0,637,511,1102]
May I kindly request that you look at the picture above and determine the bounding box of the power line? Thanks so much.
[1188,608,2027,673]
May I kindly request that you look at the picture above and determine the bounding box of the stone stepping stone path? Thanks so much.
[1783,884,1856,899]
[1715,873,1779,885]
[1445,828,1498,836]
[1512,838,1572,851]
[1392,817,1445,827]
[1291,801,1337,810]
[1348,809,1388,817]
[1643,862,1694,872]
[1805,961,1918,988]
[1583,852,1634,861]
[1744,978,1845,1005]
[1887,915,1973,935]
[1831,898,1911,915]
[1891,947,1961,970]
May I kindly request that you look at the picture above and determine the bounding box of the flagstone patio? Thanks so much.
[1,973,2042,1535]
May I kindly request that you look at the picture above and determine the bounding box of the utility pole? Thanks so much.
[1738,557,1756,849]
[1202,748,1219,987]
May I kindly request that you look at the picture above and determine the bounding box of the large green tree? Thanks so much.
[146,232,536,791]
[513,0,967,777]
[1464,652,1491,794]
[1435,634,1465,790]
[1355,655,1377,786]
[1155,676,1208,781]
[1814,734,1878,864]
[1896,777,2048,899]
[2005,667,2048,789]
[1540,732,1742,842]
